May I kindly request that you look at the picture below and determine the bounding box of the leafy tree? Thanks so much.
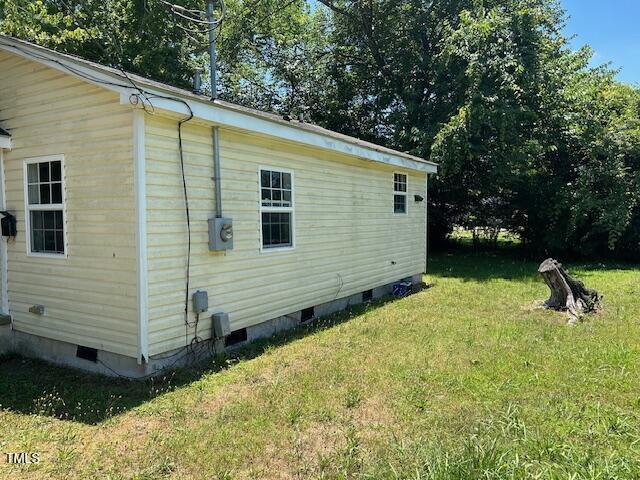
[0,0,206,88]
[0,0,324,111]
[2,0,639,259]
[315,0,640,259]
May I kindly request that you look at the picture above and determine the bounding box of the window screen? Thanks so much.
[260,169,293,249]
[26,158,65,255]
[393,173,407,214]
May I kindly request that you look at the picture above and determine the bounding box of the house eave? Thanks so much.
[0,35,437,174]
[121,93,438,174]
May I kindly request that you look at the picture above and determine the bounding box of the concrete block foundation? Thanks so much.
[0,275,424,378]
[0,324,11,356]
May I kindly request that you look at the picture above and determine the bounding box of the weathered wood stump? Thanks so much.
[538,258,601,325]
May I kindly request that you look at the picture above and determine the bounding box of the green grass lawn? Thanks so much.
[1,250,639,479]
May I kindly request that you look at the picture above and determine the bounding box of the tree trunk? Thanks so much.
[538,258,601,325]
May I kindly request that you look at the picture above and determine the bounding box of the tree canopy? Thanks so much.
[1,0,639,260]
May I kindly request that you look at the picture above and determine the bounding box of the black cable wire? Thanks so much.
[142,92,197,347]
[96,337,214,381]
[178,111,194,334]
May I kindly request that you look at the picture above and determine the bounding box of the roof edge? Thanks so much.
[0,35,437,173]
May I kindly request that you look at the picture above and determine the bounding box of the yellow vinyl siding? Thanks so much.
[145,115,426,355]
[0,51,138,357]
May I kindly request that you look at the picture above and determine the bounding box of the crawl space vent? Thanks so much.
[76,345,98,363]
[301,307,314,323]
[225,328,248,346]
[363,289,373,302]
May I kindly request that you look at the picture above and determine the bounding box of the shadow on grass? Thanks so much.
[0,295,399,426]
[429,243,639,282]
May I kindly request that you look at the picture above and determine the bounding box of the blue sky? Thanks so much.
[562,0,640,84]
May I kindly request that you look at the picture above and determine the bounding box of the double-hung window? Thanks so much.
[260,168,294,250]
[24,156,66,256]
[393,173,408,214]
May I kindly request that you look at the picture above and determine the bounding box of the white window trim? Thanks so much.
[393,171,409,216]
[258,166,295,253]
[23,154,68,258]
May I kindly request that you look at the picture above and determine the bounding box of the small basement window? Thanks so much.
[301,306,314,322]
[76,345,98,362]
[260,168,294,250]
[24,156,65,256]
[363,289,373,302]
[393,173,407,214]
[225,328,248,346]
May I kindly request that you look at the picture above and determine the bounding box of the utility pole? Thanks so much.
[206,0,218,100]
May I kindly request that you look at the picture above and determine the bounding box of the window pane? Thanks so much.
[43,211,55,229]
[28,185,40,204]
[51,183,63,204]
[261,170,270,188]
[271,171,281,188]
[394,194,407,214]
[27,163,38,183]
[31,210,43,230]
[32,229,44,252]
[51,161,62,181]
[270,217,278,245]
[262,212,292,248]
[55,230,64,253]
[282,173,291,189]
[39,184,51,204]
[273,189,281,201]
[55,210,63,229]
[281,220,290,244]
[283,190,291,204]
[394,173,407,193]
[29,209,64,254]
[39,162,50,182]
[261,188,271,201]
[44,231,56,251]
[262,221,271,246]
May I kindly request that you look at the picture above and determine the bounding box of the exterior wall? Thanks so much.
[145,115,427,355]
[0,52,138,357]
[0,148,7,315]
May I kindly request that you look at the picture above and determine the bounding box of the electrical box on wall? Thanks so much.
[0,211,16,237]
[208,217,233,251]
[212,312,231,338]
[192,290,209,314]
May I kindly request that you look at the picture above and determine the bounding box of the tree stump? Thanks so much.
[538,258,601,325]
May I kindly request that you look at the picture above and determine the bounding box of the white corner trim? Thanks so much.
[133,109,149,363]
[0,137,11,150]
[0,150,8,314]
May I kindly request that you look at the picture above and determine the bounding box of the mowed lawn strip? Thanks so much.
[1,251,639,479]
